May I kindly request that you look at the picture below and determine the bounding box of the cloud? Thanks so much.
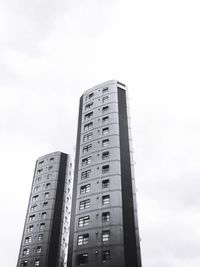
[1,0,200,266]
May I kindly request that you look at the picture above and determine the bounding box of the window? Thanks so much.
[80,184,91,194]
[36,246,42,253]
[29,215,35,221]
[80,199,90,210]
[79,216,90,227]
[102,212,110,223]
[89,92,94,99]
[37,169,43,175]
[40,223,45,230]
[102,139,109,147]
[41,212,46,219]
[44,192,49,198]
[50,157,54,161]
[82,156,92,166]
[102,250,110,262]
[77,234,89,245]
[82,144,92,154]
[25,236,32,244]
[48,165,53,171]
[81,169,91,180]
[85,102,93,111]
[103,87,108,93]
[23,248,30,255]
[84,111,93,120]
[102,106,109,112]
[34,186,39,192]
[35,259,40,266]
[30,205,37,212]
[32,195,39,202]
[102,96,109,103]
[84,122,93,131]
[76,253,88,265]
[102,116,109,124]
[102,230,110,242]
[38,234,43,241]
[46,183,51,188]
[47,174,52,179]
[20,261,28,267]
[102,151,109,160]
[35,177,41,183]
[83,132,93,142]
[102,179,110,189]
[102,165,109,173]
[27,225,33,233]
[43,202,48,208]
[102,127,109,135]
[38,161,44,167]
[102,195,110,205]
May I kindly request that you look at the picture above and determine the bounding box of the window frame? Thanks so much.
[81,169,91,180]
[102,105,109,112]
[25,236,32,244]
[102,195,110,205]
[78,216,90,227]
[23,248,30,255]
[102,179,110,189]
[82,156,92,166]
[102,139,109,147]
[102,212,110,223]
[102,250,111,262]
[77,233,89,245]
[102,165,109,173]
[85,102,93,111]
[102,95,109,103]
[83,132,93,142]
[76,253,88,265]
[84,111,93,120]
[82,144,92,154]
[36,246,42,253]
[102,87,109,93]
[80,184,91,194]
[84,122,93,131]
[102,151,109,160]
[102,127,109,135]
[102,230,110,242]
[102,116,109,124]
[38,234,43,241]
[79,199,90,210]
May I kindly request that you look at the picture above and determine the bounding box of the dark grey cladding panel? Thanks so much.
[118,88,142,267]
[67,95,83,267]
[46,153,68,267]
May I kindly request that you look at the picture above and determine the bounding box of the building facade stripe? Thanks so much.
[118,87,141,267]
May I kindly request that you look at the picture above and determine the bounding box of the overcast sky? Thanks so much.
[0,0,200,266]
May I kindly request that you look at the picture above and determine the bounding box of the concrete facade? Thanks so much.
[67,80,142,267]
[17,152,73,267]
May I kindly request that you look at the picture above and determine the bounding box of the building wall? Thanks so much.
[17,151,73,267]
[68,80,142,267]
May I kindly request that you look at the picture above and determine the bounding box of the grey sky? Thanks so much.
[0,0,200,266]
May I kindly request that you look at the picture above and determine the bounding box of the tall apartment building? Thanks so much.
[67,80,142,267]
[17,152,73,267]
